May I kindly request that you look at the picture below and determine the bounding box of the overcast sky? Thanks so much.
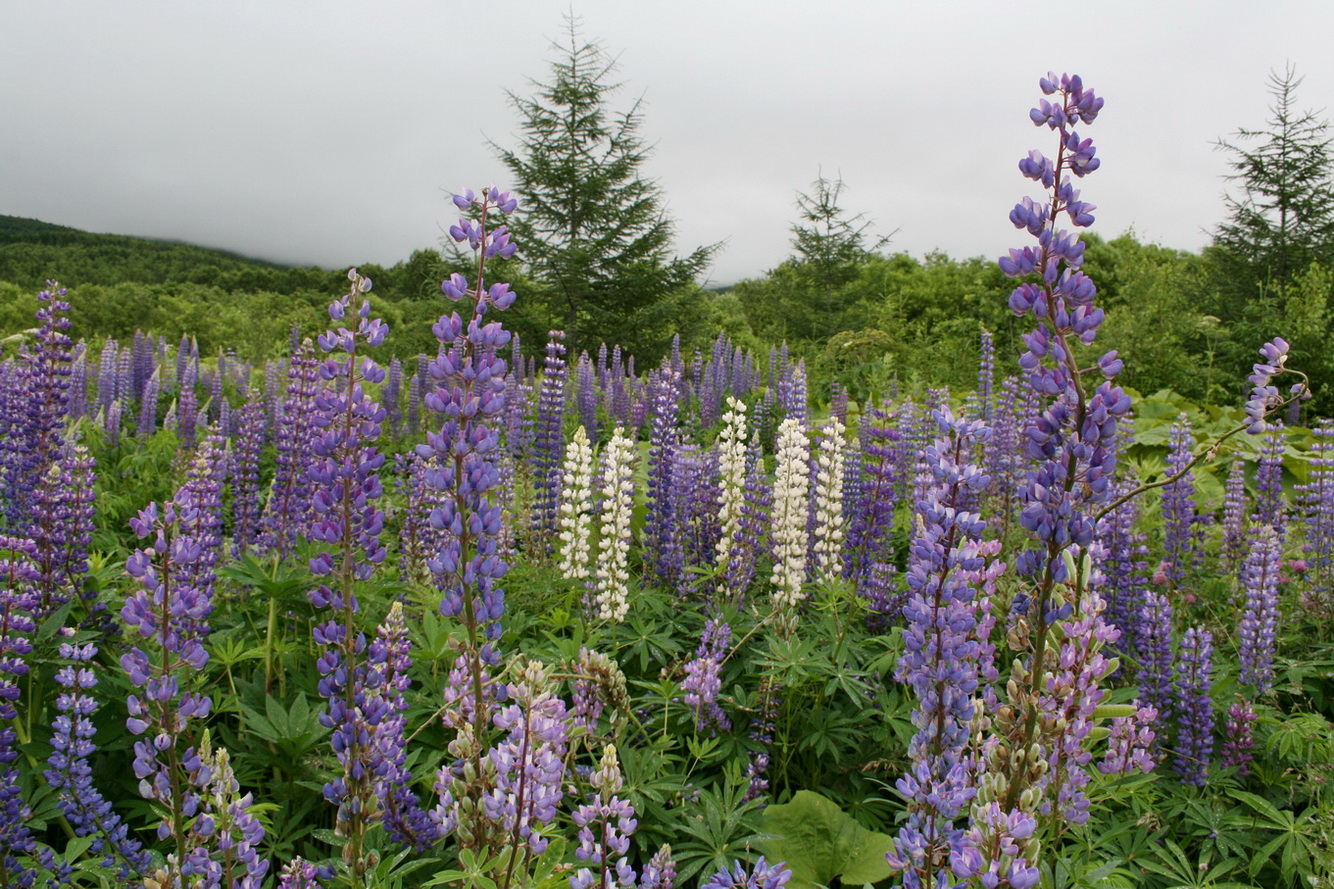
[4,1,1333,286]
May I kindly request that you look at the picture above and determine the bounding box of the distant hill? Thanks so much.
[0,215,337,292]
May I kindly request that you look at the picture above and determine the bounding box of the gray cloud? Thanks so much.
[2,1,1329,285]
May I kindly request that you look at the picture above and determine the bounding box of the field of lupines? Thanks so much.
[1,73,1333,889]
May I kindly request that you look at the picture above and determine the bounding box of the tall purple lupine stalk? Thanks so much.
[137,367,160,439]
[131,330,151,401]
[1238,525,1281,693]
[484,661,571,882]
[991,72,1128,825]
[576,351,599,445]
[1174,626,1214,786]
[385,356,404,439]
[1098,475,1149,670]
[28,441,98,623]
[681,618,732,734]
[1134,591,1176,740]
[1253,423,1287,538]
[422,186,517,659]
[671,445,721,597]
[1030,579,1122,827]
[846,403,902,623]
[178,436,227,610]
[46,639,152,880]
[191,741,269,887]
[2,282,74,532]
[645,367,684,590]
[887,409,995,889]
[306,268,390,883]
[977,328,995,422]
[95,340,118,416]
[1221,700,1258,777]
[258,341,320,557]
[609,346,631,429]
[231,392,265,557]
[699,335,727,431]
[394,452,446,587]
[177,360,200,451]
[420,187,519,849]
[1220,457,1249,571]
[0,536,45,885]
[120,496,216,879]
[368,602,436,849]
[1301,419,1334,606]
[1161,415,1203,586]
[981,376,1028,535]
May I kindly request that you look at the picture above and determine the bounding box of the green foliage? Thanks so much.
[0,214,291,290]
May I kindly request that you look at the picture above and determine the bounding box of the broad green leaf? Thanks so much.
[756,790,894,889]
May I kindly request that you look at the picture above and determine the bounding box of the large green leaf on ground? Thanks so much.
[756,790,894,889]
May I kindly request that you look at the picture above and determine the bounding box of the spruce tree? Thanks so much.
[790,172,890,300]
[1211,65,1334,410]
[493,16,716,359]
[1213,65,1334,314]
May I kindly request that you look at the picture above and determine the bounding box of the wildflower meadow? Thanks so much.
[2,72,1334,889]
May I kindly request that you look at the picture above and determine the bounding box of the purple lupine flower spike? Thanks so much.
[888,408,993,888]
[1174,626,1215,786]
[1253,424,1287,538]
[425,188,523,855]
[484,660,571,857]
[45,639,152,879]
[1221,700,1258,777]
[258,340,320,557]
[1161,415,1203,587]
[645,366,684,589]
[1300,420,1334,611]
[307,268,391,872]
[640,845,677,889]
[231,392,266,557]
[120,495,216,873]
[1,282,74,532]
[570,745,639,889]
[368,602,436,849]
[1238,525,1281,693]
[1135,591,1176,740]
[0,536,45,885]
[419,187,518,665]
[681,619,732,733]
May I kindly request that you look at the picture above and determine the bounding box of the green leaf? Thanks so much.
[756,790,895,889]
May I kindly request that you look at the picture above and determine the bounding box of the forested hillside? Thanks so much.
[4,212,1328,416]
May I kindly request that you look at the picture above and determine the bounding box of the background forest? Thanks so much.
[3,56,1333,418]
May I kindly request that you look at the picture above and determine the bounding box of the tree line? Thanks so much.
[2,34,1331,415]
